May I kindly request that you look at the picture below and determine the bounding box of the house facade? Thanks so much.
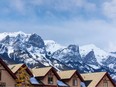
[0,57,17,87]
[97,75,115,87]
[81,72,116,87]
[32,67,60,87]
[58,70,84,87]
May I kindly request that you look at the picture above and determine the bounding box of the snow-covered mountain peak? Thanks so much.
[68,44,79,52]
[0,31,29,41]
[80,44,108,63]
[44,40,65,53]
[80,44,99,50]
[44,40,56,44]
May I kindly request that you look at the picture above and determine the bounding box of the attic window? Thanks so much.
[73,78,78,86]
[103,79,108,87]
[48,73,53,84]
[0,82,6,87]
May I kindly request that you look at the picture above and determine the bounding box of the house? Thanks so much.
[57,70,85,87]
[81,72,116,87]
[32,67,61,87]
[0,57,17,87]
[9,63,33,86]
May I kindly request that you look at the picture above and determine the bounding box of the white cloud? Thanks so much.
[0,0,116,52]
[103,0,116,20]
[2,0,96,14]
[84,2,96,12]
[1,18,116,52]
[41,19,116,52]
[41,0,96,12]
[10,0,25,13]
[108,42,116,52]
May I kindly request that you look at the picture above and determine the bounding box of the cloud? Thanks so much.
[108,42,116,52]
[1,17,116,52]
[0,0,25,16]
[103,0,116,20]
[0,0,97,18]
[39,18,116,52]
[10,0,25,13]
[28,0,96,12]
[0,0,116,52]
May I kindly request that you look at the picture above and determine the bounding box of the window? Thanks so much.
[0,70,1,80]
[73,78,78,86]
[48,76,53,84]
[48,72,53,84]
[103,79,108,87]
[0,82,6,87]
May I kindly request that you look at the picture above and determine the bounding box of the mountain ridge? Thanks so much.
[0,32,115,82]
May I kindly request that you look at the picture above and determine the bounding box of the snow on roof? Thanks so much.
[57,80,68,86]
[80,82,86,87]
[30,77,39,84]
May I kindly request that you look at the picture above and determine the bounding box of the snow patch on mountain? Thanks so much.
[7,46,14,56]
[44,40,65,53]
[88,65,100,69]
[80,44,108,63]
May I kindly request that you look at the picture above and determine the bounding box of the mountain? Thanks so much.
[0,32,115,82]
[80,44,108,63]
[44,40,65,54]
[0,32,70,70]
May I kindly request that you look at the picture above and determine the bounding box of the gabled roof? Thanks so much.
[0,57,17,80]
[32,67,52,77]
[57,70,84,81]
[32,67,60,79]
[58,70,76,80]
[81,72,116,87]
[9,63,33,77]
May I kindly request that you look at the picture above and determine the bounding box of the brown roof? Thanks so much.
[58,70,84,81]
[58,70,76,80]
[32,67,60,79]
[9,63,33,77]
[32,67,52,77]
[9,64,23,73]
[81,72,116,87]
[0,57,17,80]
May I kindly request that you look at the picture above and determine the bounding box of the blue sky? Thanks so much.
[0,0,116,52]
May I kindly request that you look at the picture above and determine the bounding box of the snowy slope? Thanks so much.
[44,40,65,53]
[80,44,108,63]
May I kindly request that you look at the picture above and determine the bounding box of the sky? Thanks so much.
[0,0,116,52]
